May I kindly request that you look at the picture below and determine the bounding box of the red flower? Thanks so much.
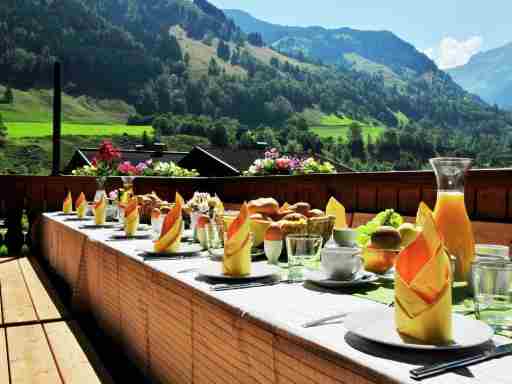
[97,140,121,163]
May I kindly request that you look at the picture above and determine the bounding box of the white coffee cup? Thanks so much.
[321,246,363,281]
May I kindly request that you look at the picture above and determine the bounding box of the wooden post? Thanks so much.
[51,62,62,176]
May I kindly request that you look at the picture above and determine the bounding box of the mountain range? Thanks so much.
[225,9,437,81]
[448,42,512,109]
[0,0,509,135]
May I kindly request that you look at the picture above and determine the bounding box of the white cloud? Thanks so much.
[422,48,435,60]
[423,36,483,70]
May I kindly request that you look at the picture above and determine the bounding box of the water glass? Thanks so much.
[151,216,163,239]
[473,260,512,331]
[286,235,323,282]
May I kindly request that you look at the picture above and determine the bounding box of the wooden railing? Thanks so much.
[1,169,512,252]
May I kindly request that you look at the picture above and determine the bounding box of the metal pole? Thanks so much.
[51,62,61,176]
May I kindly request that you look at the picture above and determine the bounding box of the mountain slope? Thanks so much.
[225,9,436,76]
[448,42,512,108]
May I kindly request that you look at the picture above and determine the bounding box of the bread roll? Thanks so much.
[289,202,311,216]
[248,198,279,216]
[306,209,325,218]
[282,213,307,222]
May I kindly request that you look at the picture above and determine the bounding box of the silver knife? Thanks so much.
[211,280,281,291]
[410,343,512,380]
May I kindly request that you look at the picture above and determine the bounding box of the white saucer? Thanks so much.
[305,270,378,288]
[345,308,494,350]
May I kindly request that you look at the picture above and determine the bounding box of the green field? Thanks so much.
[5,122,153,138]
[0,85,134,123]
[310,114,385,143]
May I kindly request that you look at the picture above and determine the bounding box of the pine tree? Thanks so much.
[4,86,13,104]
[216,40,231,62]
[208,57,221,76]
[0,113,7,145]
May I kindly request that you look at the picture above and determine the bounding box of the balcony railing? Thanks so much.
[1,169,512,252]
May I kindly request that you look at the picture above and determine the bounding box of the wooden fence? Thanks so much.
[1,169,512,252]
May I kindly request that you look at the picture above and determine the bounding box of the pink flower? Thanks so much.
[275,157,290,170]
[136,162,148,173]
[117,161,139,175]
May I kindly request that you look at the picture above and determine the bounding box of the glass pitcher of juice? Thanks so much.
[430,158,475,282]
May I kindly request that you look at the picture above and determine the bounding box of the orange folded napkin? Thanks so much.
[93,195,107,225]
[395,203,452,345]
[223,203,252,276]
[63,191,72,214]
[154,192,184,253]
[124,198,139,236]
[75,192,87,218]
[326,197,347,229]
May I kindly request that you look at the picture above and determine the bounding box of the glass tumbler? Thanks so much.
[206,222,224,260]
[286,235,323,282]
[473,260,512,331]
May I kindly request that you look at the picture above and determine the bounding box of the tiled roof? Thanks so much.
[80,148,187,164]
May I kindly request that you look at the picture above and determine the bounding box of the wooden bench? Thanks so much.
[0,255,113,384]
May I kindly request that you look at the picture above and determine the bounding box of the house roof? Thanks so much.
[179,146,353,175]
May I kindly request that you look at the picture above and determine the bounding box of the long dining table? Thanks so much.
[39,213,511,384]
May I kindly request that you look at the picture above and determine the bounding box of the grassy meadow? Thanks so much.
[309,113,385,143]
[6,122,153,138]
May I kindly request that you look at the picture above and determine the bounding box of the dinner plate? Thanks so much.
[198,262,281,281]
[305,270,378,288]
[79,224,116,229]
[109,233,152,240]
[137,243,203,258]
[116,225,150,232]
[344,308,494,350]
[208,248,265,261]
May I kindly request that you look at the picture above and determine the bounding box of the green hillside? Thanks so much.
[0,85,134,123]
[5,122,152,138]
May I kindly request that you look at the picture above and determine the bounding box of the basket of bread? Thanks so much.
[134,192,175,224]
[217,198,335,248]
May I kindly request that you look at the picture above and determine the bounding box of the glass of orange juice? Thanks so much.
[430,157,475,282]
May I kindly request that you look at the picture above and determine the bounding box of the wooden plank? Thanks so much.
[476,187,507,220]
[7,324,62,384]
[0,259,37,325]
[0,327,9,384]
[18,257,68,321]
[44,321,111,384]
[377,187,397,211]
[472,221,512,248]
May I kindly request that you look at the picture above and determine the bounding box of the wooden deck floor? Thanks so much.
[0,255,113,384]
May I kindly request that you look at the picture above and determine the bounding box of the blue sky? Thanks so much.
[210,0,511,69]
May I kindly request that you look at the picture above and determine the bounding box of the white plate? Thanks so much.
[345,308,494,350]
[110,233,152,240]
[305,270,378,288]
[208,248,265,261]
[137,243,203,258]
[198,262,281,281]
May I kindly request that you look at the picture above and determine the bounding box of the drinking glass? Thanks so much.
[473,260,512,331]
[286,235,323,282]
[151,216,163,240]
[206,222,224,259]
